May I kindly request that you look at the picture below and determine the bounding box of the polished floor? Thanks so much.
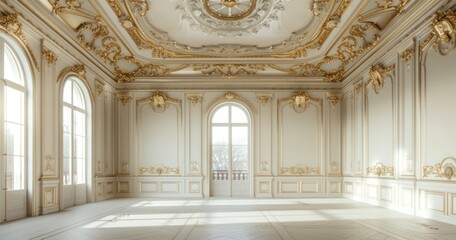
[0,198,455,240]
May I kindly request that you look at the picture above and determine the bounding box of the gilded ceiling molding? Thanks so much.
[367,64,395,94]
[193,64,266,78]
[311,0,330,16]
[137,91,181,113]
[270,20,380,82]
[57,64,86,82]
[327,95,340,107]
[139,166,180,175]
[114,64,188,82]
[187,95,203,105]
[367,162,394,177]
[42,49,58,65]
[279,92,322,113]
[375,0,409,13]
[423,157,456,181]
[50,0,100,24]
[47,0,185,82]
[280,166,320,175]
[116,90,132,106]
[359,0,409,31]
[0,13,39,70]
[107,0,350,58]
[257,96,272,104]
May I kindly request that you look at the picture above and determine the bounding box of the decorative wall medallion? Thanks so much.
[423,157,456,180]
[190,161,200,173]
[367,162,394,177]
[44,155,55,174]
[260,161,270,172]
[280,166,320,175]
[139,166,180,175]
[368,64,395,94]
[279,92,321,113]
[431,10,456,56]
[137,91,181,113]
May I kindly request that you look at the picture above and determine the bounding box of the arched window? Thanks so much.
[62,77,91,207]
[210,103,250,197]
[0,36,32,221]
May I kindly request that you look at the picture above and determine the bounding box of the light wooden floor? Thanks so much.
[0,198,455,240]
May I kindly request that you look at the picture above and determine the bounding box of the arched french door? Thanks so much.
[62,77,91,208]
[0,37,32,222]
[210,103,250,197]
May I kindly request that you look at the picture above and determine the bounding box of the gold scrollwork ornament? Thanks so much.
[432,12,456,55]
[368,64,395,94]
[280,92,320,113]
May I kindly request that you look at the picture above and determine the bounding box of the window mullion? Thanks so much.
[228,105,233,195]
[0,40,4,79]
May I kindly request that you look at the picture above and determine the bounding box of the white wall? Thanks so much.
[116,90,342,198]
[341,9,456,225]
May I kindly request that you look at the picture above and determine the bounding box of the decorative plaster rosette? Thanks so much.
[175,0,285,37]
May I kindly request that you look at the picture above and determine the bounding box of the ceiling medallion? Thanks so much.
[204,0,256,20]
[176,0,285,37]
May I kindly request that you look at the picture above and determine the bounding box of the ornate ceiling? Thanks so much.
[28,0,418,84]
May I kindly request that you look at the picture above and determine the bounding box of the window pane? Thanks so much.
[5,86,24,124]
[63,81,72,104]
[232,145,248,171]
[74,110,85,136]
[63,132,72,158]
[231,106,248,123]
[75,158,85,184]
[6,156,24,190]
[232,126,248,145]
[212,126,228,145]
[63,106,72,133]
[63,157,72,185]
[72,83,85,110]
[212,145,228,171]
[4,44,24,85]
[212,106,229,123]
[5,122,24,156]
[74,135,85,159]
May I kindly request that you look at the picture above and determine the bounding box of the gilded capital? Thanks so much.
[368,64,395,94]
[42,49,58,65]
[257,96,272,104]
[116,90,132,106]
[327,96,340,107]
[187,95,202,105]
